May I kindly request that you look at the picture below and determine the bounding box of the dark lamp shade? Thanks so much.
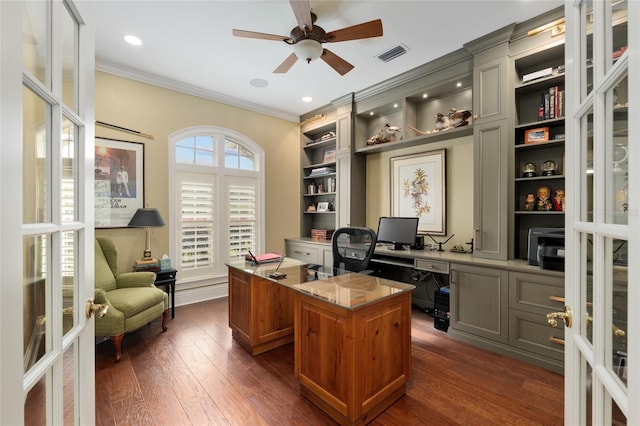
[128,208,165,227]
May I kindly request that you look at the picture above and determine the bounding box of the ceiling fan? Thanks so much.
[232,0,383,76]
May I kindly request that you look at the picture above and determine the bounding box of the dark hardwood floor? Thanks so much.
[95,298,564,425]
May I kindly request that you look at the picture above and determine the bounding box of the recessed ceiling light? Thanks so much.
[456,82,462,87]
[369,112,374,116]
[422,93,428,98]
[393,103,398,108]
[250,78,269,88]
[302,96,312,103]
[124,35,142,46]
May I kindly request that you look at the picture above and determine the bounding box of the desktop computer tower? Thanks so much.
[433,287,450,332]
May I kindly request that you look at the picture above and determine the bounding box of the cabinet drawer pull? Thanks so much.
[294,250,311,256]
[548,295,565,303]
[548,336,565,346]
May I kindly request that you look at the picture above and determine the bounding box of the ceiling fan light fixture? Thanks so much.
[294,39,323,63]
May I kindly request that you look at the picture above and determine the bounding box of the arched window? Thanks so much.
[169,127,264,282]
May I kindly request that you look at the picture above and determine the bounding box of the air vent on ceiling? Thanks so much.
[376,44,409,62]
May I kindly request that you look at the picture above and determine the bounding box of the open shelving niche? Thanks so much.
[353,68,474,155]
[512,41,566,260]
[300,119,338,239]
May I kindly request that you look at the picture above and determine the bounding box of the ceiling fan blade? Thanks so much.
[289,0,313,30]
[232,29,290,42]
[273,53,298,74]
[321,49,354,76]
[323,19,383,43]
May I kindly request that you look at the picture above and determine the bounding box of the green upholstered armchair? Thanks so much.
[94,236,168,362]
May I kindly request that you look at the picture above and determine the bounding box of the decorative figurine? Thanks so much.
[384,123,402,141]
[524,193,536,211]
[552,189,565,211]
[542,160,557,176]
[536,185,553,211]
[447,108,472,127]
[433,112,451,131]
[522,162,537,178]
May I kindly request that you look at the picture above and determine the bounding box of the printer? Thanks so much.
[528,227,565,271]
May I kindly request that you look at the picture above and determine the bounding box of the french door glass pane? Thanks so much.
[611,391,627,424]
[23,86,51,224]
[609,238,628,388]
[582,232,594,345]
[23,235,49,372]
[581,107,594,222]
[609,1,628,71]
[583,359,593,426]
[606,74,628,225]
[22,1,48,85]
[63,344,75,425]
[61,3,78,112]
[24,375,46,425]
[582,0,594,98]
[62,231,77,335]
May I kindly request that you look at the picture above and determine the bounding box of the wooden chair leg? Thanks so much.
[110,334,125,363]
[161,309,168,332]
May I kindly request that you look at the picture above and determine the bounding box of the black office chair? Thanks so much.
[332,227,377,273]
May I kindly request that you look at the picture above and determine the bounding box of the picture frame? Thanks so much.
[317,201,329,212]
[390,149,446,235]
[323,148,336,163]
[95,138,144,228]
[524,127,549,144]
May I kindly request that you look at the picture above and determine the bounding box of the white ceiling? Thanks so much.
[88,0,564,122]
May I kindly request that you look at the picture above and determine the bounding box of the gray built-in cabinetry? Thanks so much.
[290,6,568,372]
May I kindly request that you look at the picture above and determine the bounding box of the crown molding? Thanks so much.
[96,59,299,123]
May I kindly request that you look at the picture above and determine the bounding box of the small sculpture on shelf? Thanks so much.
[447,108,472,128]
[407,108,472,136]
[542,160,557,176]
[552,189,565,211]
[536,185,553,211]
[524,193,536,211]
[384,123,402,140]
[366,129,387,145]
[522,162,537,178]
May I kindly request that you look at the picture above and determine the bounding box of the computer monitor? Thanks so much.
[376,217,419,250]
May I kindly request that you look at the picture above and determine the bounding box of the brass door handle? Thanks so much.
[548,336,565,345]
[546,305,573,328]
[585,314,625,337]
[85,298,108,319]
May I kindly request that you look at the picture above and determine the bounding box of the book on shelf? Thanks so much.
[539,86,564,120]
[309,166,335,175]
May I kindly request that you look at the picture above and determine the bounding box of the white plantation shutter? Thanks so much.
[170,127,264,282]
[228,178,257,261]
[179,173,216,272]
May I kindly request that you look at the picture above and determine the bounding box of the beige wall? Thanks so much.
[365,135,474,250]
[95,71,300,272]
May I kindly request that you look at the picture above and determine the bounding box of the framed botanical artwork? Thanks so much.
[390,149,446,235]
[524,127,549,144]
[95,138,144,228]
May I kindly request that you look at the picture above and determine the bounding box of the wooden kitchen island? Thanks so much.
[227,259,415,425]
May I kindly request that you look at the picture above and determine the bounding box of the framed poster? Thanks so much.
[95,138,144,228]
[390,149,446,235]
[524,127,549,144]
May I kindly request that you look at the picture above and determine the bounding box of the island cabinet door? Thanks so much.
[294,291,412,425]
[228,268,294,356]
[449,263,509,343]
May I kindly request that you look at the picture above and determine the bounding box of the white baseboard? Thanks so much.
[175,281,228,308]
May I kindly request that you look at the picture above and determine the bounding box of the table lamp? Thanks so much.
[128,208,165,262]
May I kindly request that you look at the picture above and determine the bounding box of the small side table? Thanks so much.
[154,268,177,318]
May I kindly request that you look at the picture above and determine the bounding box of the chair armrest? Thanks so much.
[94,288,123,321]
[116,271,157,289]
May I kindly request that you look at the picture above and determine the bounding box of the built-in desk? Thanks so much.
[226,259,415,425]
[286,239,566,373]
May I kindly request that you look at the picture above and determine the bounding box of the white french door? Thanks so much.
[564,0,638,424]
[1,0,95,424]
